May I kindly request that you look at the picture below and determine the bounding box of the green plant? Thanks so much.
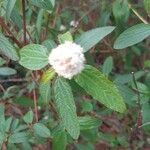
[0,0,150,149]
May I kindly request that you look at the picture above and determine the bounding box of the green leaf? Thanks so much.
[81,101,93,113]
[23,110,33,124]
[0,33,19,61]
[114,71,146,84]
[142,101,150,125]
[112,0,129,24]
[78,116,101,130]
[19,44,49,70]
[6,0,16,21]
[0,105,4,119]
[14,125,28,133]
[5,117,13,132]
[11,119,19,132]
[144,0,150,16]
[0,67,16,76]
[36,9,44,35]
[114,24,150,49]
[0,105,5,132]
[10,8,22,30]
[41,68,56,83]
[58,31,73,43]
[75,26,115,52]
[33,123,51,138]
[31,0,53,10]
[144,60,150,68]
[0,57,6,66]
[102,56,113,76]
[42,39,57,52]
[54,77,80,139]
[39,81,51,105]
[52,130,67,150]
[14,97,34,107]
[74,65,126,113]
[0,133,5,149]
[9,132,27,143]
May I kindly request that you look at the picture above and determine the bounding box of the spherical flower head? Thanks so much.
[48,41,85,79]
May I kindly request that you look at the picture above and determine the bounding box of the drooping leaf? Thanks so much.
[33,123,51,138]
[114,24,150,49]
[0,67,16,76]
[78,116,101,130]
[0,33,19,61]
[19,44,49,70]
[58,31,73,44]
[74,65,126,113]
[36,9,44,35]
[31,0,53,10]
[52,130,67,150]
[114,71,146,84]
[54,77,80,139]
[39,81,51,105]
[75,26,115,52]
[5,117,13,132]
[144,0,150,16]
[23,110,33,124]
[112,0,129,24]
[14,97,34,107]
[6,0,16,21]
[10,8,22,30]
[13,125,28,133]
[9,132,27,143]
[11,119,19,132]
[2,86,19,100]
[102,56,113,76]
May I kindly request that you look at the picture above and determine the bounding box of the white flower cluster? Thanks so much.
[59,25,66,31]
[48,41,85,79]
[70,20,79,28]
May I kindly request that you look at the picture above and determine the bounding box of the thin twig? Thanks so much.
[128,3,149,24]
[31,72,38,122]
[0,84,5,92]
[103,39,114,51]
[22,0,27,45]
[139,122,150,128]
[0,78,29,83]
[129,72,143,149]
[33,89,38,122]
[44,14,50,40]
[0,17,22,48]
[132,72,142,127]
[52,4,60,28]
[26,30,34,43]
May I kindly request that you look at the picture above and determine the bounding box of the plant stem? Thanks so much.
[132,72,142,128]
[22,0,27,45]
[0,17,22,48]
[31,72,38,122]
[33,89,38,122]
[129,72,143,149]
[0,78,29,83]
[128,3,149,24]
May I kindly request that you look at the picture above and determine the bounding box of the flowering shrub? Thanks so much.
[0,0,150,149]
